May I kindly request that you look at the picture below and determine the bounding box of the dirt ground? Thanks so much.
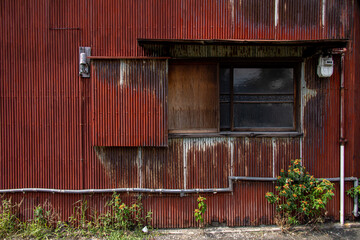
[153,223,360,240]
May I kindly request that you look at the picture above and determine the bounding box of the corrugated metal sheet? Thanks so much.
[302,55,341,178]
[354,2,360,177]
[277,0,321,39]
[90,0,352,57]
[86,137,299,190]
[91,59,167,146]
[0,0,83,190]
[0,0,359,228]
[5,183,354,228]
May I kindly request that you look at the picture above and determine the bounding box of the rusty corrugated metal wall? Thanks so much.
[89,0,352,57]
[0,0,359,227]
[91,59,167,146]
[355,0,360,177]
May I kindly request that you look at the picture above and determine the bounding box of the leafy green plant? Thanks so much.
[194,195,207,227]
[0,195,154,239]
[0,197,23,238]
[347,184,360,208]
[265,159,335,227]
[68,198,89,228]
[24,200,60,239]
[105,193,152,231]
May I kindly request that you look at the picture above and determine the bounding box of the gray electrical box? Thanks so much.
[79,47,91,78]
[317,55,334,78]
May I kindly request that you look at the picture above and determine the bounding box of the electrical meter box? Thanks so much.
[317,56,334,78]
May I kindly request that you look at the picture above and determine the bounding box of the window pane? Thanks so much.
[220,68,231,94]
[233,94,293,102]
[220,94,230,102]
[233,103,294,128]
[233,68,293,94]
[220,103,230,129]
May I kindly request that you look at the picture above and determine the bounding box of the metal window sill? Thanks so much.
[169,131,303,138]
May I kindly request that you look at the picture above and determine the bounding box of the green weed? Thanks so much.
[0,197,23,239]
[194,195,207,228]
[0,193,153,239]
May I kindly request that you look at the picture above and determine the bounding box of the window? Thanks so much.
[168,60,299,135]
[220,63,298,132]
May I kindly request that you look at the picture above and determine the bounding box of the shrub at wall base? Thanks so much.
[265,159,335,228]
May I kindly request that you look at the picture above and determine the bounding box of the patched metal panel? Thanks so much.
[233,138,274,178]
[91,59,168,146]
[302,55,341,178]
[184,138,231,189]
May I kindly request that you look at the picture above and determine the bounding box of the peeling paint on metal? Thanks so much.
[274,0,279,28]
[137,147,142,188]
[230,138,234,177]
[229,0,235,28]
[301,61,317,138]
[118,62,128,87]
[322,0,326,28]
[272,138,276,178]
[183,140,188,189]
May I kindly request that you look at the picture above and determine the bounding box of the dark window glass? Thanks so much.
[220,103,231,129]
[219,68,231,94]
[233,68,293,94]
[220,68,231,129]
[233,103,294,128]
[220,66,295,131]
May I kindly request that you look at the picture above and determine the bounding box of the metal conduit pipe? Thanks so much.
[338,48,347,224]
[0,176,358,216]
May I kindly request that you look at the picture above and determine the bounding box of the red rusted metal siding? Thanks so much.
[6,185,353,229]
[91,59,167,146]
[0,0,83,190]
[277,0,321,40]
[9,193,82,222]
[302,55,341,178]
[90,0,352,57]
[355,1,360,177]
[344,1,360,179]
[0,0,359,228]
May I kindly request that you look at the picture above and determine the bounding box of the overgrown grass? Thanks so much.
[0,194,153,239]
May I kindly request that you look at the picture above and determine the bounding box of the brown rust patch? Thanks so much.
[93,146,139,188]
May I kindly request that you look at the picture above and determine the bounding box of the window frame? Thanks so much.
[219,61,301,133]
[167,58,302,137]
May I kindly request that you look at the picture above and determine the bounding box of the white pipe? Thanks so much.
[0,176,357,194]
[339,51,346,225]
[340,145,345,225]
[0,177,358,217]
